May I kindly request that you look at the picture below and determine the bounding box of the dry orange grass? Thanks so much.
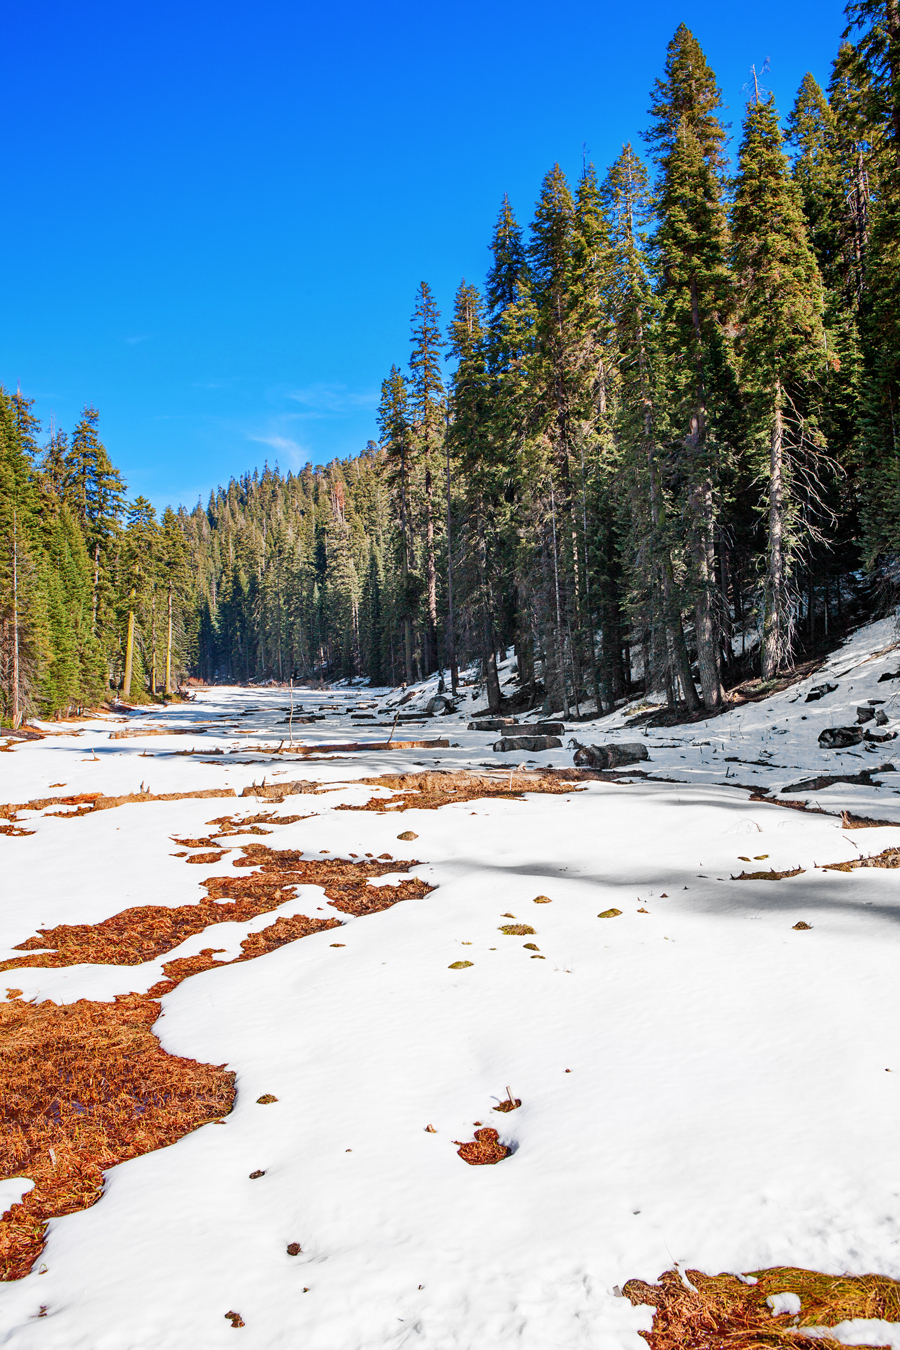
[1,845,432,1279]
[623,1266,900,1349]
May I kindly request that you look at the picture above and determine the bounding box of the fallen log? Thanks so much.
[572,741,649,769]
[493,736,562,752]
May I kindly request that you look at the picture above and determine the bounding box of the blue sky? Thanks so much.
[4,0,846,513]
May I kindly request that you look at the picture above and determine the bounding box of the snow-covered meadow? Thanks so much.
[3,620,900,1348]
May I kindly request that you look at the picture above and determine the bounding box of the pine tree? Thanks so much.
[378,366,417,682]
[527,163,580,714]
[0,389,44,724]
[732,91,828,676]
[647,24,734,709]
[486,194,529,320]
[121,497,159,697]
[604,145,700,711]
[159,506,192,694]
[841,1,900,569]
[447,279,503,708]
[408,281,445,673]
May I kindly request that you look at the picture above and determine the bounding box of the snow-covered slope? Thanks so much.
[2,619,900,1348]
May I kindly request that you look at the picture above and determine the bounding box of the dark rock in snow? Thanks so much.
[864,728,897,743]
[876,708,890,726]
[879,670,900,682]
[805,683,838,702]
[494,735,562,752]
[426,695,457,716]
[818,726,864,748]
[783,763,896,793]
[857,705,876,724]
[572,741,650,769]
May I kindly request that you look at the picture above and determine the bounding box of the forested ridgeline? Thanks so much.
[3,7,900,725]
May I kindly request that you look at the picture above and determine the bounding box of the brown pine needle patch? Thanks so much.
[1,847,425,975]
[206,811,311,833]
[0,992,235,1282]
[823,846,900,871]
[498,924,536,936]
[335,770,586,813]
[215,845,434,917]
[623,1266,900,1349]
[733,867,805,881]
[1,842,434,1279]
[454,1127,509,1165]
[0,787,237,827]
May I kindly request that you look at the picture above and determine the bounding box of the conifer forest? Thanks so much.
[3,5,900,724]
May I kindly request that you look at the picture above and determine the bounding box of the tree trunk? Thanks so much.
[444,441,458,693]
[165,587,173,695]
[123,592,136,697]
[762,387,785,680]
[647,435,700,711]
[483,611,502,711]
[92,540,101,638]
[150,592,157,694]
[424,467,438,673]
[11,506,21,728]
[549,481,571,718]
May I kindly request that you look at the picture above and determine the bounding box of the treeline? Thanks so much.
[2,4,899,721]
[0,395,195,723]
[190,6,899,714]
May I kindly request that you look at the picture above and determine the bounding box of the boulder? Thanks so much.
[818,726,863,749]
[493,735,562,752]
[426,695,456,716]
[857,705,876,724]
[805,682,838,702]
[572,741,650,770]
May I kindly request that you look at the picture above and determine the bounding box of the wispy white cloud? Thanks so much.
[248,432,307,470]
[285,382,378,415]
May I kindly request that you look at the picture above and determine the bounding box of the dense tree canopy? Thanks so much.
[3,3,899,723]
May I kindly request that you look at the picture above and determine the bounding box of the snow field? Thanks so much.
[2,620,900,1345]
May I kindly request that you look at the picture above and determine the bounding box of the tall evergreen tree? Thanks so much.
[732,91,828,677]
[408,281,445,673]
[378,366,417,682]
[604,145,700,711]
[647,24,734,709]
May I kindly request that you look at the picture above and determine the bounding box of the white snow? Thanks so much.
[768,1291,802,1316]
[2,619,900,1346]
